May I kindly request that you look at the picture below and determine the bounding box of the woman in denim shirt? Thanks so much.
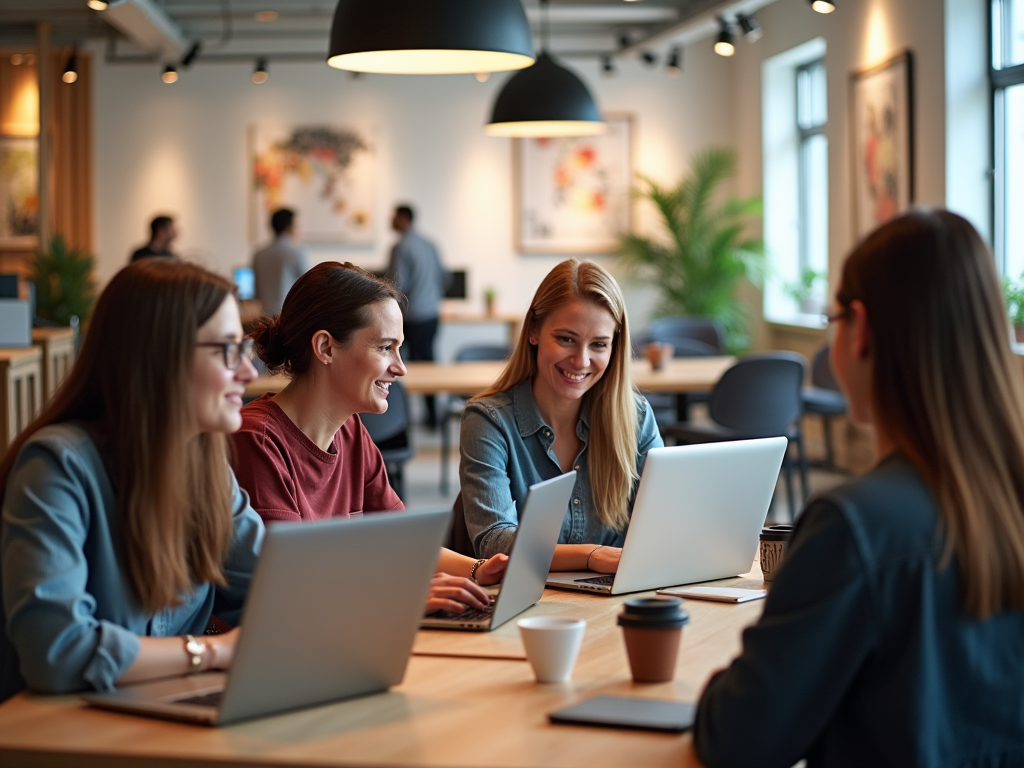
[459,259,662,572]
[0,260,264,703]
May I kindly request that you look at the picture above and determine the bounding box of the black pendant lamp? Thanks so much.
[328,0,535,75]
[485,0,604,138]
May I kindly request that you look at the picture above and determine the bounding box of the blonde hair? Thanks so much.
[473,259,638,530]
[838,209,1024,618]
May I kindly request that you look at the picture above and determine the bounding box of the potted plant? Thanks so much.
[29,234,97,327]
[1003,275,1024,344]
[784,267,826,316]
[483,285,497,316]
[618,147,765,352]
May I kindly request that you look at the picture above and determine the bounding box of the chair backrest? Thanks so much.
[361,379,411,444]
[709,352,806,435]
[811,344,840,391]
[647,316,726,354]
[631,334,717,359]
[455,344,513,362]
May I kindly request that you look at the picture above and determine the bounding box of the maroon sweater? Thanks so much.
[231,394,403,524]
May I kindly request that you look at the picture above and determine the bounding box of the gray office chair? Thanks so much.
[662,352,809,520]
[439,344,512,495]
[802,344,848,471]
[361,379,414,501]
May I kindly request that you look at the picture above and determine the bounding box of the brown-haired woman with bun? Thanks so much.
[233,261,507,615]
[689,210,1024,767]
[0,260,263,703]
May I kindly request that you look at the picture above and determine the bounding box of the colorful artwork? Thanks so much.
[515,115,632,253]
[250,125,374,245]
[851,52,914,238]
[0,138,39,245]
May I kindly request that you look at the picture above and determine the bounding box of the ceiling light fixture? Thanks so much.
[737,14,763,42]
[252,58,269,84]
[162,64,178,83]
[10,53,23,65]
[181,40,201,68]
[475,72,490,82]
[87,0,109,9]
[327,0,534,75]
[601,54,616,78]
[810,0,836,12]
[666,48,682,77]
[62,51,79,83]
[714,20,736,57]
[640,51,657,68]
[485,0,604,138]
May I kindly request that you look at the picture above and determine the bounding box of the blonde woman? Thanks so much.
[690,210,1024,766]
[458,259,662,572]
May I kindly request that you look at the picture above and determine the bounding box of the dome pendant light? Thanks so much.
[485,0,604,138]
[327,0,535,75]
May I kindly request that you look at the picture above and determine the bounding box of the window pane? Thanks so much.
[797,61,827,131]
[1004,84,1024,278]
[995,0,1024,69]
[803,134,829,274]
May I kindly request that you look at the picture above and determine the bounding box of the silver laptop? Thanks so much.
[546,437,787,595]
[422,471,576,631]
[83,508,450,726]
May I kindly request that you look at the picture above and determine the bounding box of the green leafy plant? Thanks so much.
[784,267,826,314]
[1003,275,1024,329]
[618,147,765,352]
[29,234,97,326]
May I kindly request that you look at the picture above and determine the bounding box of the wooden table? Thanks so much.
[245,357,735,401]
[31,327,76,402]
[0,346,43,454]
[0,567,764,767]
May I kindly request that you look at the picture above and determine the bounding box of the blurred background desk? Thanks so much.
[0,568,764,768]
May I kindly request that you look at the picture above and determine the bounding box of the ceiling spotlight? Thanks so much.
[10,53,23,65]
[666,48,681,77]
[252,58,269,84]
[62,51,79,83]
[714,21,736,57]
[737,14,763,42]
[810,0,836,12]
[87,0,109,9]
[254,10,279,22]
[162,64,178,83]
[640,51,657,68]
[618,35,631,50]
[601,54,616,78]
[181,41,201,68]
[475,72,490,82]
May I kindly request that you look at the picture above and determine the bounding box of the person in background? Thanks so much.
[253,207,310,317]
[387,204,446,429]
[233,261,507,615]
[0,260,263,704]
[129,215,177,262]
[458,259,662,572]
[690,210,1024,767]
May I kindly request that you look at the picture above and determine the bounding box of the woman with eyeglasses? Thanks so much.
[688,210,1024,767]
[0,260,263,703]
[232,261,507,615]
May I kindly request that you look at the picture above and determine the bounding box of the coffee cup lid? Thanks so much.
[622,597,683,615]
[759,524,793,542]
[617,597,689,629]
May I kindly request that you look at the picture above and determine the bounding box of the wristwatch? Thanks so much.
[184,634,207,673]
[469,558,487,582]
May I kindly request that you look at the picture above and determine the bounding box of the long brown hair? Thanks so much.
[837,209,1024,617]
[250,261,405,375]
[0,260,237,614]
[473,259,638,530]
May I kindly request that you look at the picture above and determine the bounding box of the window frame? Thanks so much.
[991,0,1024,274]
[796,58,828,277]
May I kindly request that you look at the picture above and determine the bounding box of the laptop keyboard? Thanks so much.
[171,690,224,708]
[431,598,495,622]
[575,575,614,586]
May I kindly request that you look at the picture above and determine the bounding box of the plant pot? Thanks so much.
[1015,326,1024,344]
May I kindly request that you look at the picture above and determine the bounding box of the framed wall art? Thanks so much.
[849,50,914,239]
[0,137,39,248]
[249,124,375,246]
[514,114,633,254]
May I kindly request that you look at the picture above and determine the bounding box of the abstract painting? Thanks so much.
[250,124,375,245]
[850,51,914,239]
[0,137,39,246]
[514,115,632,253]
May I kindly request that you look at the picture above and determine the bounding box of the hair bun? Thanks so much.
[250,315,288,373]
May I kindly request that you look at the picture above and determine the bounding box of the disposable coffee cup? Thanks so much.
[759,525,793,582]
[643,342,674,371]
[617,597,689,683]
[518,617,586,683]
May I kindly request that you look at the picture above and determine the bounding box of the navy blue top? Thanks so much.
[694,453,1024,768]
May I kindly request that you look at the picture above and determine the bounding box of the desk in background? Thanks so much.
[0,347,42,454]
[0,568,764,768]
[31,327,75,401]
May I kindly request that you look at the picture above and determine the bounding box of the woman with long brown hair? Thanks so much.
[458,258,662,572]
[691,210,1024,766]
[0,260,263,703]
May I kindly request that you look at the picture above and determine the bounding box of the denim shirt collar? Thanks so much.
[511,378,590,441]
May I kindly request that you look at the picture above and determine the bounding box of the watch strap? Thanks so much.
[469,558,487,582]
[184,634,206,672]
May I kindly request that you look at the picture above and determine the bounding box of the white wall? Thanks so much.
[89,41,735,331]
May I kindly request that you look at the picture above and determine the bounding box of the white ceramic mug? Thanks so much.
[517,616,586,683]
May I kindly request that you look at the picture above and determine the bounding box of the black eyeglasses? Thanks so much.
[196,339,255,370]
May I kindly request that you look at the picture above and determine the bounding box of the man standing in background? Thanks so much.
[253,208,310,317]
[388,204,446,429]
[129,215,177,262]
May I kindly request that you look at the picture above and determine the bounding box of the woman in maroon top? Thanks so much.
[233,261,507,615]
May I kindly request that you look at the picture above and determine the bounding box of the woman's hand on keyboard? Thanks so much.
[424,573,491,615]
